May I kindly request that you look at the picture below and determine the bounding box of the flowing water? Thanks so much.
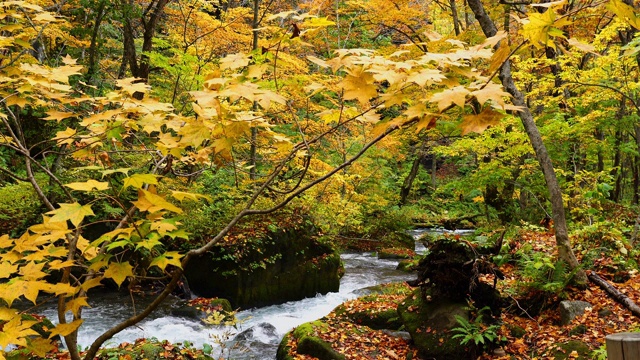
[38,229,472,359]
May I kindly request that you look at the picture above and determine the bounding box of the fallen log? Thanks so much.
[588,270,640,318]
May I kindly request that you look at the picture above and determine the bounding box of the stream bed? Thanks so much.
[40,228,472,359]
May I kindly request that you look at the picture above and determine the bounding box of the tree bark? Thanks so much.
[450,0,461,36]
[588,271,640,318]
[466,0,587,284]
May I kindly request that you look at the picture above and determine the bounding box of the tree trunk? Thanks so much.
[249,0,260,180]
[450,0,461,36]
[400,156,421,205]
[86,0,108,85]
[466,0,587,284]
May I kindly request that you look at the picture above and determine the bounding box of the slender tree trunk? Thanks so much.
[86,0,108,85]
[401,156,421,205]
[450,0,461,36]
[634,125,640,204]
[466,0,587,284]
[249,0,260,180]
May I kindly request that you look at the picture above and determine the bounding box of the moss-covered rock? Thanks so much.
[185,221,342,308]
[396,259,417,272]
[331,294,404,330]
[550,340,591,360]
[377,247,415,260]
[277,321,345,360]
[398,289,479,359]
[94,339,214,360]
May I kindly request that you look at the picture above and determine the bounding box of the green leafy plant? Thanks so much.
[452,307,502,349]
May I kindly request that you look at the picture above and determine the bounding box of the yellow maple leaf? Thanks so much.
[149,251,183,271]
[53,127,76,145]
[608,0,640,29]
[407,68,445,87]
[44,110,75,122]
[122,174,159,189]
[430,86,469,111]
[489,40,511,75]
[341,66,378,106]
[47,203,94,227]
[521,8,572,49]
[470,82,510,108]
[0,316,37,348]
[133,189,183,214]
[65,297,90,317]
[460,108,504,135]
[26,336,56,357]
[103,261,133,287]
[48,319,83,339]
[116,78,149,96]
[64,179,110,192]
[220,53,250,70]
[170,191,213,202]
[19,261,46,281]
[0,262,18,279]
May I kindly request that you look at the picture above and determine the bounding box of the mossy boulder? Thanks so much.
[398,289,479,359]
[171,297,234,323]
[331,294,404,330]
[396,259,417,272]
[185,222,342,308]
[276,321,345,360]
[94,339,214,360]
[377,247,415,260]
[550,340,591,360]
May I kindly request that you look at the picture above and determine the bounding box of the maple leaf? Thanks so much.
[44,110,75,122]
[133,189,183,214]
[53,127,77,145]
[608,0,640,29]
[64,179,109,192]
[341,66,377,105]
[170,191,213,202]
[116,78,149,96]
[521,8,572,49]
[47,203,94,227]
[460,108,504,135]
[0,262,18,279]
[220,53,250,70]
[149,251,183,271]
[122,174,159,189]
[26,337,56,358]
[48,319,83,339]
[65,296,90,317]
[0,316,37,348]
[489,40,510,75]
[470,82,510,108]
[430,86,469,111]
[407,68,445,87]
[103,261,133,287]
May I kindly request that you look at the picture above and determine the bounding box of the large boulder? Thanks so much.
[184,223,342,308]
[398,289,479,359]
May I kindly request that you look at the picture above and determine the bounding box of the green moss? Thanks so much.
[0,181,42,235]
[276,331,294,360]
[551,340,591,360]
[396,259,417,272]
[397,289,478,359]
[291,321,345,360]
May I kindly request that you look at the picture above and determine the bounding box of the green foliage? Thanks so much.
[516,244,573,295]
[590,344,607,360]
[0,181,43,236]
[451,307,502,349]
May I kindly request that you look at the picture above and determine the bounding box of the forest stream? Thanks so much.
[39,229,472,359]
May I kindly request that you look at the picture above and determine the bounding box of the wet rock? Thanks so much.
[559,300,592,325]
[276,321,345,360]
[235,322,278,341]
[381,330,412,341]
[185,222,342,308]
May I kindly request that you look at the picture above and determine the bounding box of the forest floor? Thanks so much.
[284,229,640,359]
